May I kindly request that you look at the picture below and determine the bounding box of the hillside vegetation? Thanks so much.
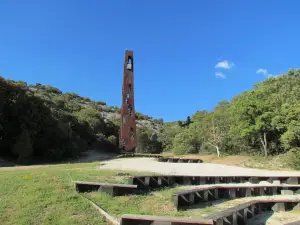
[159,69,300,169]
[1,68,300,169]
[0,77,163,163]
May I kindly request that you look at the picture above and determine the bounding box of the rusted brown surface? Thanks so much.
[120,214,213,225]
[119,199,300,225]
[207,198,300,222]
[119,50,137,153]
[174,184,300,210]
[118,153,162,158]
[73,181,137,196]
[129,175,300,188]
[158,157,204,163]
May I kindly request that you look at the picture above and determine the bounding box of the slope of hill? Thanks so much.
[2,68,300,169]
[159,69,300,169]
[0,77,163,163]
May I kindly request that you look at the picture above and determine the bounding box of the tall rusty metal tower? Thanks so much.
[119,50,137,153]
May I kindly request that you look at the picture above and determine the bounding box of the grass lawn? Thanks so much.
[0,162,152,225]
[88,187,300,222]
[1,158,299,225]
[0,160,229,225]
[86,185,217,220]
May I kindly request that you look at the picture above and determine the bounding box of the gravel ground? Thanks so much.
[99,157,300,224]
[98,157,300,176]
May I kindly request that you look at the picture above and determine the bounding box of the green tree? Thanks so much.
[172,129,200,155]
[200,102,230,157]
[136,127,162,154]
[12,129,33,162]
[159,123,182,152]
[74,108,105,134]
[186,116,192,126]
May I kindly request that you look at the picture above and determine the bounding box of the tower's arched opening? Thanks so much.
[126,56,133,70]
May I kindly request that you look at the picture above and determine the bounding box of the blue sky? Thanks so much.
[0,1,299,122]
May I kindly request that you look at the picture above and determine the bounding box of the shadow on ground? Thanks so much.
[247,211,274,225]
[0,150,119,168]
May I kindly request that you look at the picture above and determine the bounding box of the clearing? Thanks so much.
[99,157,300,176]
[1,155,300,225]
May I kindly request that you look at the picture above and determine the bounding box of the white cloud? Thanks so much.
[215,60,234,69]
[215,72,226,78]
[256,68,268,75]
[256,68,273,77]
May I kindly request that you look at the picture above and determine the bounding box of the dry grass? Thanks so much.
[158,153,295,171]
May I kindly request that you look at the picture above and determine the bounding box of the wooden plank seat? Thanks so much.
[129,175,300,188]
[119,199,300,225]
[207,199,300,225]
[158,157,203,163]
[74,181,137,196]
[173,184,300,210]
[120,214,214,225]
[119,153,163,158]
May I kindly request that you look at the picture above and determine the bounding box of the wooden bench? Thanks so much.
[119,153,163,158]
[207,199,300,225]
[119,199,300,225]
[120,214,213,225]
[129,175,300,188]
[174,184,300,210]
[158,157,204,163]
[74,181,137,196]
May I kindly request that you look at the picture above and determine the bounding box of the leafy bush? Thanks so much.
[136,127,162,154]
[97,101,106,106]
[12,129,33,162]
[287,148,300,170]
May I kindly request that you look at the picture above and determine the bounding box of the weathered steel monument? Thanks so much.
[119,50,137,153]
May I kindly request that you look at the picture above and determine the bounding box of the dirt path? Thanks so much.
[98,157,300,176]
[0,150,116,171]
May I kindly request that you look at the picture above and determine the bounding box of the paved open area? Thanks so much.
[98,157,300,176]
